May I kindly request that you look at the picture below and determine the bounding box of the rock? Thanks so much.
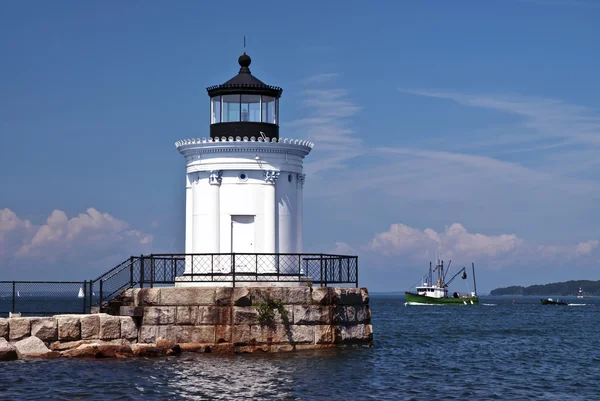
[0,339,18,361]
[232,287,252,306]
[215,287,233,306]
[233,307,259,325]
[0,318,8,340]
[284,288,311,305]
[250,325,314,344]
[337,324,373,343]
[315,325,334,344]
[14,336,51,357]
[135,288,161,306]
[361,288,370,305]
[80,315,100,340]
[99,315,121,340]
[8,317,31,342]
[57,316,81,341]
[30,317,58,342]
[178,342,204,352]
[143,306,176,325]
[119,316,138,341]
[132,344,163,357]
[139,326,158,343]
[165,344,181,356]
[215,325,231,343]
[61,343,133,358]
[198,306,231,325]
[232,325,251,345]
[333,288,363,306]
[294,305,330,325]
[176,306,198,325]
[310,287,332,305]
[160,287,215,306]
[50,339,131,351]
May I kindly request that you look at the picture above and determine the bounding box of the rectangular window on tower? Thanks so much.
[262,96,276,124]
[222,94,241,122]
[241,95,261,122]
[211,96,221,124]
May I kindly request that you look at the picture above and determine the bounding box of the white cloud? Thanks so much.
[0,207,152,264]
[365,222,598,269]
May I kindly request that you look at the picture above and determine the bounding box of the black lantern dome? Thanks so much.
[207,52,282,140]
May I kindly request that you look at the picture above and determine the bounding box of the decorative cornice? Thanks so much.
[297,173,306,188]
[175,136,314,148]
[209,170,222,185]
[263,170,280,185]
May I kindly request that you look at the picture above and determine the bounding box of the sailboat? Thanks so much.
[577,288,583,299]
[405,260,479,305]
[16,290,20,297]
[77,287,84,299]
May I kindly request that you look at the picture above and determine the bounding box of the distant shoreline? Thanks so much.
[490,280,599,296]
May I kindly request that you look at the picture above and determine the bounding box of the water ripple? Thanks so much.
[0,296,598,400]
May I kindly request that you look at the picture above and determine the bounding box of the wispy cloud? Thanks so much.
[289,74,362,175]
[400,89,600,175]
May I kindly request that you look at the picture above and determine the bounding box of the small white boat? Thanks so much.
[77,287,84,299]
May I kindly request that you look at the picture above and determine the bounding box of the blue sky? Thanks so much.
[1,0,599,292]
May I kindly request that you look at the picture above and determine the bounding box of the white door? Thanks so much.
[231,215,255,272]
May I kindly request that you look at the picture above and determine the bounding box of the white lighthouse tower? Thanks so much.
[174,51,313,286]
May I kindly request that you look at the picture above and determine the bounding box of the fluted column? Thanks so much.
[208,170,222,253]
[296,173,305,253]
[185,173,193,254]
[263,170,279,256]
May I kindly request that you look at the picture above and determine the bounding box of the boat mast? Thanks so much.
[472,262,477,296]
[428,261,432,286]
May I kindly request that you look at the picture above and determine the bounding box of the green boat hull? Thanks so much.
[405,292,479,305]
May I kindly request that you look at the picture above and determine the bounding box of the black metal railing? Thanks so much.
[0,253,358,316]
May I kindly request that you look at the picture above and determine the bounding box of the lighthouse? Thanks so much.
[174,50,313,286]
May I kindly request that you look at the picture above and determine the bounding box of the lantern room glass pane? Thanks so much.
[211,96,221,124]
[241,94,261,122]
[222,94,240,122]
[262,96,276,124]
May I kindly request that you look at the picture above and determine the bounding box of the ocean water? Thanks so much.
[1,295,599,400]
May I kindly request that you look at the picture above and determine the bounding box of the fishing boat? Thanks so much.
[540,298,568,306]
[577,288,583,299]
[405,260,479,305]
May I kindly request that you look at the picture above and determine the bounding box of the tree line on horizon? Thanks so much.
[490,280,600,296]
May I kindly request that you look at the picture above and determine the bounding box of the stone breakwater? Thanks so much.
[0,286,372,360]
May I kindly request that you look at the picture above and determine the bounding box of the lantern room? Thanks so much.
[206,52,282,140]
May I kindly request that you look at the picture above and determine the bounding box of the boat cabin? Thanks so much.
[416,285,447,299]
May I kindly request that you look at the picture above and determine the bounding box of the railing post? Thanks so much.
[298,254,301,281]
[89,280,93,312]
[255,254,258,282]
[129,256,134,286]
[150,254,155,288]
[82,280,87,313]
[320,255,324,287]
[355,257,359,288]
[232,253,236,288]
[12,281,15,313]
[140,255,144,289]
[99,280,104,309]
[277,253,280,281]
